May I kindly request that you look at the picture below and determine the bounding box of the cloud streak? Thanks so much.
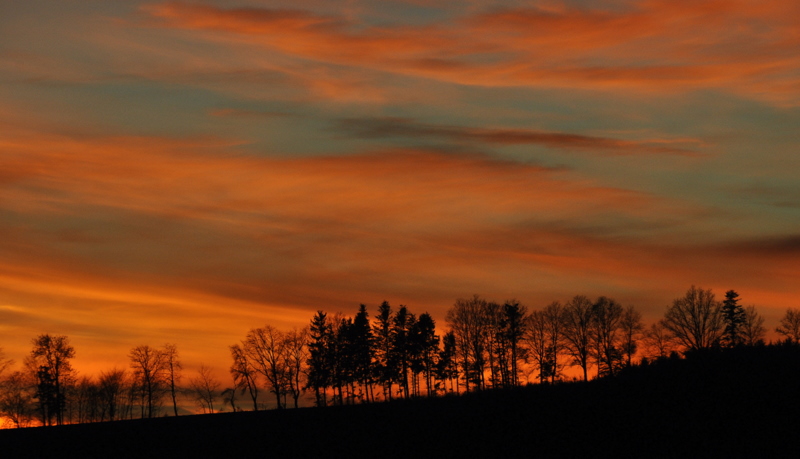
[144,0,800,104]
[336,117,703,155]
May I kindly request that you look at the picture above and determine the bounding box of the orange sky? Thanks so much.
[1,0,799,380]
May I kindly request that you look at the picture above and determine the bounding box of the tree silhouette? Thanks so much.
[245,325,287,409]
[162,343,182,416]
[414,312,439,396]
[435,331,458,393]
[372,301,396,401]
[128,345,167,418]
[524,308,551,384]
[661,285,723,352]
[306,311,332,406]
[283,327,309,408]
[98,368,127,421]
[446,295,491,391]
[189,364,221,413]
[620,305,643,367]
[740,305,766,345]
[0,347,11,378]
[775,308,800,342]
[351,305,374,402]
[392,306,414,398]
[26,334,75,425]
[591,296,624,377]
[498,300,527,387]
[562,296,593,381]
[642,322,676,359]
[0,370,35,428]
[229,343,259,410]
[720,290,746,347]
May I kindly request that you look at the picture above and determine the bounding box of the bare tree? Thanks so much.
[128,345,167,418]
[229,343,259,410]
[283,327,309,408]
[73,375,102,424]
[620,305,643,367]
[189,364,221,413]
[524,308,551,384]
[642,322,676,359]
[98,368,127,421]
[740,305,766,346]
[661,285,723,352]
[0,347,12,378]
[245,325,287,409]
[562,296,594,381]
[446,295,491,391]
[591,297,624,377]
[776,308,800,343]
[0,370,35,428]
[162,343,182,416]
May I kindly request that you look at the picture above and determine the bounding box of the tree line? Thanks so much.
[2,285,799,427]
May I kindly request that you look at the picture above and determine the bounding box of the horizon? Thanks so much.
[1,1,799,381]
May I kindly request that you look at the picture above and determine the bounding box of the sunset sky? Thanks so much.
[1,0,799,378]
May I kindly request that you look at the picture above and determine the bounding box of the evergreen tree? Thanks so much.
[391,306,414,398]
[435,331,458,394]
[721,290,746,347]
[414,313,439,396]
[351,305,375,402]
[498,300,527,387]
[306,311,332,406]
[372,301,396,401]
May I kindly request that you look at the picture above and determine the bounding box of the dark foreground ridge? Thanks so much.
[3,343,799,458]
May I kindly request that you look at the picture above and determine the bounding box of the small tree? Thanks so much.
[230,343,259,410]
[620,305,643,367]
[98,368,127,421]
[0,371,35,428]
[642,322,676,359]
[740,305,766,346]
[283,327,309,408]
[162,343,182,416]
[435,331,458,393]
[190,365,221,413]
[776,308,800,343]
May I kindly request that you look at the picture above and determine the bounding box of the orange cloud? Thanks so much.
[2,125,797,374]
[142,0,800,105]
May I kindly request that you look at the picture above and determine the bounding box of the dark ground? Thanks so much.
[2,344,799,458]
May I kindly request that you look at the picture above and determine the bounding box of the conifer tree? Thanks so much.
[372,301,396,401]
[721,290,746,347]
[351,305,374,402]
[306,311,332,406]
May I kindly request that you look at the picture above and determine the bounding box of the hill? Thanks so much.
[2,344,799,458]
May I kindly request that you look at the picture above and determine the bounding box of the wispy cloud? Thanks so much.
[143,0,800,104]
[336,117,704,155]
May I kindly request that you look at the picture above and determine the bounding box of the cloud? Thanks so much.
[142,0,800,105]
[336,117,703,155]
[2,126,797,370]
